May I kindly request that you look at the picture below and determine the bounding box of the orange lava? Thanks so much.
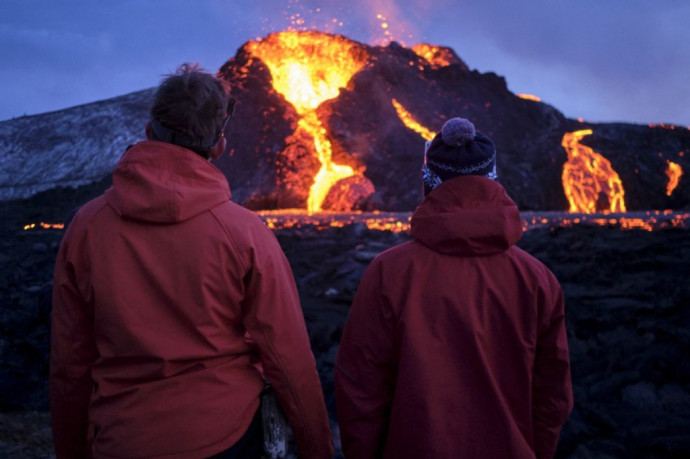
[24,211,689,234]
[23,222,65,231]
[392,99,436,141]
[665,160,683,196]
[246,31,369,212]
[411,44,454,68]
[517,94,541,102]
[561,129,627,213]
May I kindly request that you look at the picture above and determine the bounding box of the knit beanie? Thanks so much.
[422,117,497,195]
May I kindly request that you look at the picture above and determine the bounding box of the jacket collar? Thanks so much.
[410,176,523,256]
[105,141,231,223]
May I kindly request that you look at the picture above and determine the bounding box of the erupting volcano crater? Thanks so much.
[211,31,689,214]
[1,31,688,216]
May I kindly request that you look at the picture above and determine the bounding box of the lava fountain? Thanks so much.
[561,129,627,213]
[246,31,369,212]
[666,160,683,196]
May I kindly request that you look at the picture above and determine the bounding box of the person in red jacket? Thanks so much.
[335,117,573,459]
[51,63,333,459]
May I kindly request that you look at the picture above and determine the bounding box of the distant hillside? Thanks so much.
[0,89,153,201]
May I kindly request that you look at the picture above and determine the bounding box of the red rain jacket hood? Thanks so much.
[336,176,572,459]
[105,141,231,223]
[410,174,523,256]
[51,141,333,459]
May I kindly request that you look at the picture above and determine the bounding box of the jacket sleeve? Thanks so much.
[50,234,98,459]
[532,277,573,459]
[335,259,397,459]
[241,227,333,459]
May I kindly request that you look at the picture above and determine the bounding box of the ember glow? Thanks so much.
[648,123,686,130]
[23,211,689,234]
[523,211,689,232]
[376,14,393,41]
[23,222,64,231]
[246,31,369,212]
[666,160,683,196]
[392,99,436,141]
[258,210,412,233]
[255,210,688,233]
[411,44,454,68]
[518,94,541,102]
[561,129,627,213]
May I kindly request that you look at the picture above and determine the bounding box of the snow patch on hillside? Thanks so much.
[0,89,154,201]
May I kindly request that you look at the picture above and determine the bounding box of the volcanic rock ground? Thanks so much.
[1,186,689,458]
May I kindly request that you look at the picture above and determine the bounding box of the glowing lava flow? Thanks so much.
[666,160,683,196]
[411,44,454,68]
[561,129,626,213]
[392,99,436,141]
[22,210,690,234]
[255,210,688,233]
[246,31,369,212]
[23,222,65,230]
[517,94,541,102]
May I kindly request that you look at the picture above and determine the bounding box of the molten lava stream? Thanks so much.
[298,112,355,212]
[392,99,436,141]
[254,210,689,233]
[246,31,368,212]
[561,129,626,213]
[517,94,541,102]
[666,160,683,196]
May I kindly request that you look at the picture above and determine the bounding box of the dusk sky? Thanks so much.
[1,0,689,126]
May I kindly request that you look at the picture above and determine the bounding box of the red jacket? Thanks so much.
[335,176,572,459]
[51,141,333,459]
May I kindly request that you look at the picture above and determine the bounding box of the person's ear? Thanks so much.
[145,122,153,140]
[210,137,227,160]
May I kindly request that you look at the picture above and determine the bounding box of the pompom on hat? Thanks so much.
[422,117,498,195]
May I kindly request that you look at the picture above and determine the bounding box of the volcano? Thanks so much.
[1,31,688,212]
[214,31,690,212]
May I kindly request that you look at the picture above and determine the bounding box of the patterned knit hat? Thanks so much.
[422,117,497,195]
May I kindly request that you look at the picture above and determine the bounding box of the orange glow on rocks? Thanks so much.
[23,222,65,231]
[411,44,454,68]
[255,210,688,233]
[392,99,436,141]
[561,129,627,213]
[246,31,369,212]
[25,211,690,235]
[665,160,683,196]
[518,94,541,102]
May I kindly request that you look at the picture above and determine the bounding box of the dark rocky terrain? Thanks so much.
[1,183,689,458]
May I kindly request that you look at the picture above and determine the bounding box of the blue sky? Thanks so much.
[1,0,689,126]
